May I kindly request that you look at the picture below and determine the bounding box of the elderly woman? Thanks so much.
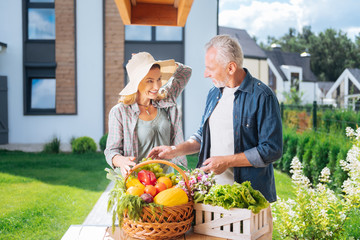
[104,52,192,176]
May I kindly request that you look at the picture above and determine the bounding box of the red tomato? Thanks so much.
[155,182,167,194]
[144,185,157,197]
[138,170,157,186]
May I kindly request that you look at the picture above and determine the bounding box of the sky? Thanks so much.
[219,0,360,44]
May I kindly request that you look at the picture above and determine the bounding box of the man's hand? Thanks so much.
[112,155,136,177]
[200,156,230,175]
[200,153,252,174]
[147,145,176,160]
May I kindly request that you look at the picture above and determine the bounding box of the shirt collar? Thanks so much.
[236,68,254,94]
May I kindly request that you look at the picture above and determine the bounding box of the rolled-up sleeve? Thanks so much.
[253,94,283,166]
[244,147,268,168]
[162,63,192,100]
[104,106,124,168]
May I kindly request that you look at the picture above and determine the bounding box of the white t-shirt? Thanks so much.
[209,87,238,185]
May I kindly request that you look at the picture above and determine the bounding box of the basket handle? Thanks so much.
[124,160,192,198]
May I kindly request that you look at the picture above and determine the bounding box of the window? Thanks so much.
[125,25,183,42]
[25,67,56,114]
[348,80,360,95]
[30,78,56,109]
[291,72,299,91]
[155,26,182,41]
[125,25,151,41]
[24,0,57,114]
[268,67,276,91]
[27,0,55,40]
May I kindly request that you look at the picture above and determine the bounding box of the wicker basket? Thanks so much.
[122,160,194,240]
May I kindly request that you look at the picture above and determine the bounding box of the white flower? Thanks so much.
[319,167,331,183]
[346,127,355,137]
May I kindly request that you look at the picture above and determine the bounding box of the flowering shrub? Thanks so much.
[273,126,360,239]
[176,169,215,203]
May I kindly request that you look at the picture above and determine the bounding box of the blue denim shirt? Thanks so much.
[191,69,283,202]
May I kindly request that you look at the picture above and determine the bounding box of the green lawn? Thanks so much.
[0,150,110,240]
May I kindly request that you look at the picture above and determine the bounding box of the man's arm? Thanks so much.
[200,152,252,174]
[147,139,201,160]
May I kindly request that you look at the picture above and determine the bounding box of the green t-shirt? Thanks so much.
[136,108,172,173]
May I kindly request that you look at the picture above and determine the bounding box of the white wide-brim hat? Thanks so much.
[119,52,176,96]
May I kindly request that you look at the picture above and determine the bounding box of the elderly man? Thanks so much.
[148,34,283,238]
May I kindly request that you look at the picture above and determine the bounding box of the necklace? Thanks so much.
[138,102,151,115]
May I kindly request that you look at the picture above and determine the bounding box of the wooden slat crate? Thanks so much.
[193,204,270,240]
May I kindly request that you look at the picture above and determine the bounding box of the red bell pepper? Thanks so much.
[137,170,157,186]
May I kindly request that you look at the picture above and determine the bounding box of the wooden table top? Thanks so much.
[61,225,226,240]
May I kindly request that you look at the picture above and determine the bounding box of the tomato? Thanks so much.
[155,182,167,194]
[144,185,157,197]
[138,170,157,186]
[157,176,172,189]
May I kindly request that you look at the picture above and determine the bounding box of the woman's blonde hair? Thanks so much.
[119,64,167,105]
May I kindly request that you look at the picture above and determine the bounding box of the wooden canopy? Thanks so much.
[114,0,194,26]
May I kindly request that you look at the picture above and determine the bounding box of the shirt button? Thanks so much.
[258,83,261,86]
[246,124,249,127]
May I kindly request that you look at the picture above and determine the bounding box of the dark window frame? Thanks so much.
[26,0,55,41]
[23,0,57,115]
[25,66,56,115]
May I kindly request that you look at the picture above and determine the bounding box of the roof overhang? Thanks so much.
[114,0,194,26]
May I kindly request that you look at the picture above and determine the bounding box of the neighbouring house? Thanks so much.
[0,0,219,148]
[266,45,322,104]
[317,81,335,105]
[219,27,269,84]
[325,68,360,109]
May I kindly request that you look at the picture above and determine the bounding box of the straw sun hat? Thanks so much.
[119,52,177,96]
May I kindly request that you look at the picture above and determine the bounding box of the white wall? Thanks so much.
[0,0,104,145]
[243,59,269,85]
[184,0,218,139]
[300,82,317,104]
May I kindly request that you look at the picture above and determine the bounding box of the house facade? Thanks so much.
[325,68,360,109]
[0,0,218,147]
[266,46,321,104]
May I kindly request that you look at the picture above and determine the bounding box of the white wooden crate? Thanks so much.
[193,204,270,240]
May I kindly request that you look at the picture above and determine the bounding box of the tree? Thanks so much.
[283,87,304,105]
[309,29,359,81]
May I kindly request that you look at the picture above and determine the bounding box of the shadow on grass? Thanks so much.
[0,150,110,192]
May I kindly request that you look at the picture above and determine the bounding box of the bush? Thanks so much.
[273,154,359,239]
[309,135,330,185]
[279,128,352,190]
[72,136,97,154]
[274,126,360,239]
[99,133,108,152]
[43,137,61,154]
[281,132,298,174]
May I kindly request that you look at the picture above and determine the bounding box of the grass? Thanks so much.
[0,150,109,240]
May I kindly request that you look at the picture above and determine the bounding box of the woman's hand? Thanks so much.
[112,155,136,176]
[147,145,175,160]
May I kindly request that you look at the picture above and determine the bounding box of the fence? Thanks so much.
[280,101,360,135]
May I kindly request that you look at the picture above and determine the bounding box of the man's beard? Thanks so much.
[213,76,230,88]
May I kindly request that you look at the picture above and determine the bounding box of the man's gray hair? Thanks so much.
[205,34,244,68]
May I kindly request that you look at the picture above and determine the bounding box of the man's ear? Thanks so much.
[227,62,237,75]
